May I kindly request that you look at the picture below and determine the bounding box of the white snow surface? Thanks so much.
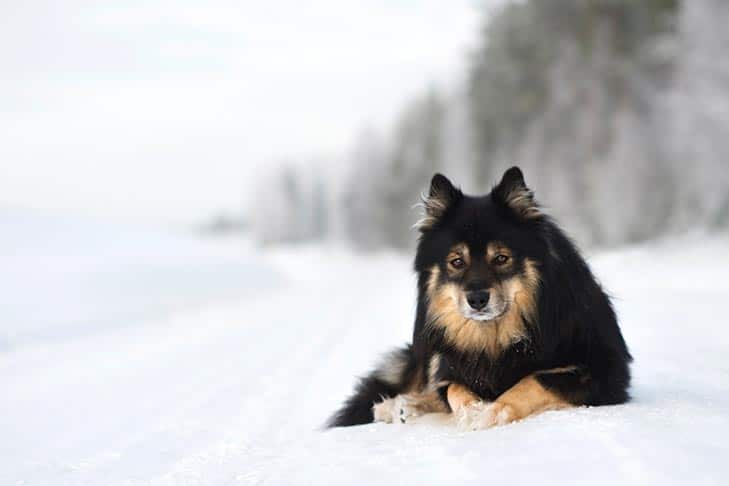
[2,213,729,485]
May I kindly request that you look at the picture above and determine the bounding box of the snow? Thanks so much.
[2,213,728,485]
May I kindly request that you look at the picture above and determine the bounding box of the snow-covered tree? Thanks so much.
[249,0,729,249]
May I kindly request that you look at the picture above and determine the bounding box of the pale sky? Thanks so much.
[0,0,490,225]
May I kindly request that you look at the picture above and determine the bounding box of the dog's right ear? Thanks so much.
[416,173,461,232]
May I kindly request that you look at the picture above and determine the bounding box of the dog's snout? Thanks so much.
[466,290,490,310]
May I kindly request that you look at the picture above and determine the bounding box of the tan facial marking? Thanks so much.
[425,258,540,356]
[427,264,442,296]
[486,241,513,260]
[447,243,469,261]
[446,243,470,275]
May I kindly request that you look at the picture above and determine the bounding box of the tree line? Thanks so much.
[251,0,729,249]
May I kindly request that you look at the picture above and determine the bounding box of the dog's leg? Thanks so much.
[457,367,583,430]
[373,389,449,424]
[446,383,481,411]
[374,384,484,425]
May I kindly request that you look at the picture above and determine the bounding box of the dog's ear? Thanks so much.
[417,173,462,232]
[492,166,541,220]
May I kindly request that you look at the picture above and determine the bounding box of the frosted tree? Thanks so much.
[667,0,729,230]
[249,163,331,245]
[341,92,450,249]
[248,0,729,249]
[341,128,392,249]
[468,0,678,246]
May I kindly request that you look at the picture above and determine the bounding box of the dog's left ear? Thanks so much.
[417,173,462,232]
[492,166,541,220]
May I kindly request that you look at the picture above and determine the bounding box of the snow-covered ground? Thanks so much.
[2,212,728,485]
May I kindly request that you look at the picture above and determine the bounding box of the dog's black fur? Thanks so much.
[328,167,631,427]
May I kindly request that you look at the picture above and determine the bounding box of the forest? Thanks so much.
[251,0,729,249]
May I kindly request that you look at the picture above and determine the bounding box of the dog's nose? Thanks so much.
[466,290,490,310]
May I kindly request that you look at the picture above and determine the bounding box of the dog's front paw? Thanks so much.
[456,401,519,430]
[373,397,397,423]
[372,395,423,424]
[393,394,426,424]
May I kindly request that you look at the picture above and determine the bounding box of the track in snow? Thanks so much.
[1,217,728,485]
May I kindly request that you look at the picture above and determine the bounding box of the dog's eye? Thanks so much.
[494,254,510,265]
[449,257,466,269]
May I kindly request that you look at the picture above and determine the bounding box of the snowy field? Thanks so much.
[2,211,729,485]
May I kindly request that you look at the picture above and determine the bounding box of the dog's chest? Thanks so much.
[438,340,538,400]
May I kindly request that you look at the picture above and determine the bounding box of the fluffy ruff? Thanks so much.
[328,167,631,429]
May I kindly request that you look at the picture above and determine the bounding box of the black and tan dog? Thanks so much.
[328,167,631,430]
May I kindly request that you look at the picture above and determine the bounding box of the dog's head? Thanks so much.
[416,167,543,353]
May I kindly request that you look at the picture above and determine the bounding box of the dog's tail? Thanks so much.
[327,345,418,427]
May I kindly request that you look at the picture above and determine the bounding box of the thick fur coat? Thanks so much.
[328,167,631,429]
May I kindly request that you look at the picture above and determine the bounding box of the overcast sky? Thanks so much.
[0,0,489,225]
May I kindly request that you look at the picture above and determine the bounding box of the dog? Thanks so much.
[328,167,631,429]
